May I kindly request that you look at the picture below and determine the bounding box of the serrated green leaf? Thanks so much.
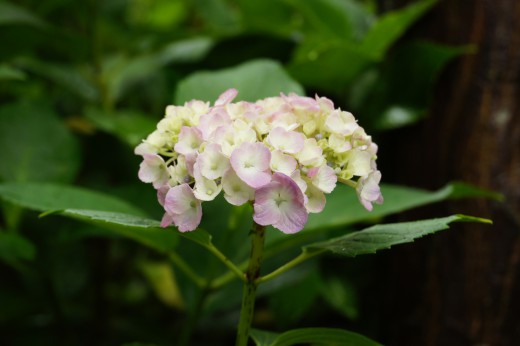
[174,59,304,104]
[360,0,437,60]
[304,182,498,233]
[0,102,80,183]
[0,1,47,28]
[306,215,491,256]
[85,108,157,147]
[263,183,498,261]
[0,182,146,216]
[251,327,382,346]
[0,232,36,265]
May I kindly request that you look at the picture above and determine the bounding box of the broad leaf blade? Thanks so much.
[54,209,177,254]
[360,0,437,60]
[0,1,47,28]
[254,327,382,346]
[0,102,80,183]
[304,182,499,232]
[85,108,157,147]
[174,59,304,104]
[306,215,491,256]
[250,329,279,346]
[0,182,146,216]
[0,232,36,265]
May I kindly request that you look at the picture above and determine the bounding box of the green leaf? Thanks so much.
[52,209,177,254]
[158,37,214,64]
[0,1,47,28]
[320,276,359,320]
[288,40,373,92]
[251,327,382,346]
[103,37,214,103]
[85,108,157,147]
[0,182,146,216]
[0,102,80,183]
[16,58,98,102]
[269,270,321,326]
[306,214,491,256]
[285,0,354,40]
[174,59,304,104]
[350,41,471,130]
[179,229,212,248]
[0,232,36,265]
[251,329,279,346]
[262,182,499,260]
[137,260,184,309]
[233,0,296,37]
[0,64,26,81]
[304,182,499,233]
[360,0,437,60]
[374,105,425,130]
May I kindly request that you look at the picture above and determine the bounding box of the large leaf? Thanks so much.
[0,102,80,183]
[85,108,157,147]
[285,0,353,40]
[0,182,146,216]
[288,40,373,92]
[174,59,304,104]
[0,232,36,265]
[0,1,47,28]
[306,215,491,256]
[50,209,177,254]
[263,182,499,260]
[360,0,437,60]
[350,41,470,130]
[251,327,382,346]
[16,58,98,102]
[0,64,26,81]
[304,182,500,232]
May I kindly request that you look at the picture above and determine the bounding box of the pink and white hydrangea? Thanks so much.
[135,88,382,233]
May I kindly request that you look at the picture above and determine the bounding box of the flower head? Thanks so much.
[136,89,382,233]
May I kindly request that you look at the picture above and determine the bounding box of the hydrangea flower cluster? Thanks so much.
[135,89,383,234]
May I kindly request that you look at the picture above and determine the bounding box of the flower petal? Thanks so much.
[174,126,203,155]
[222,168,255,206]
[266,127,305,154]
[230,142,272,188]
[253,173,307,234]
[192,163,222,201]
[197,143,230,180]
[163,184,202,232]
[270,150,297,176]
[215,88,238,106]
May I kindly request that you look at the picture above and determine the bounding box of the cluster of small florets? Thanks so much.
[135,89,383,234]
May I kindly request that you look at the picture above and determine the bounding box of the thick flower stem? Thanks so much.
[235,222,266,346]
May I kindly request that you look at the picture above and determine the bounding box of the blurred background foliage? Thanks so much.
[0,0,480,345]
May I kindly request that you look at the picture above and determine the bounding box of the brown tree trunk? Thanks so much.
[380,1,520,345]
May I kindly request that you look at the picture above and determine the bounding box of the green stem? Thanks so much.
[206,243,246,283]
[256,249,326,285]
[235,223,266,346]
[168,252,207,288]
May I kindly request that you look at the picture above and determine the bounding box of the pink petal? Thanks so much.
[171,206,202,232]
[174,127,203,155]
[215,88,238,106]
[160,213,174,228]
[266,127,305,154]
[164,184,198,215]
[253,173,308,234]
[198,108,231,140]
[230,142,272,188]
